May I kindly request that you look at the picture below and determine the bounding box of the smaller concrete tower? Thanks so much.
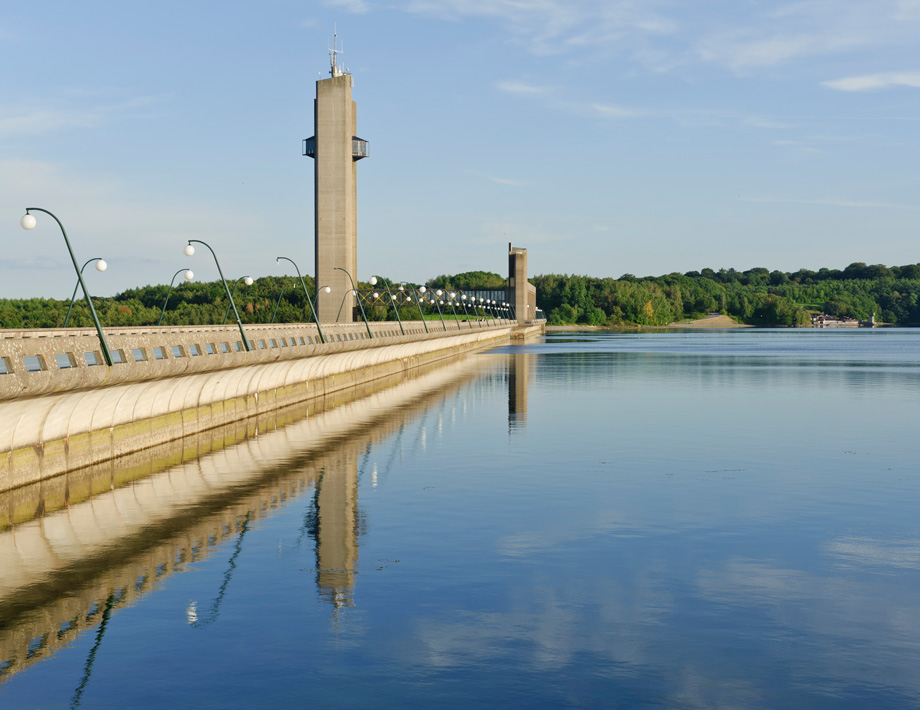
[508,243,535,324]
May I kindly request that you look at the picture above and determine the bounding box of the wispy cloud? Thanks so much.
[0,256,65,270]
[0,108,102,139]
[823,72,920,91]
[695,1,920,72]
[592,103,637,118]
[495,80,548,96]
[489,176,527,186]
[740,195,919,209]
[401,0,675,55]
[745,117,792,129]
[0,97,160,140]
[325,0,371,13]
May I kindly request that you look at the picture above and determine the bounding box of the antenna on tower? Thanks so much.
[329,26,344,77]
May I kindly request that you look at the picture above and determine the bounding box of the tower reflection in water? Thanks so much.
[508,351,531,433]
[0,350,535,696]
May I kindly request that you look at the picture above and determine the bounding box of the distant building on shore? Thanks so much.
[811,314,876,328]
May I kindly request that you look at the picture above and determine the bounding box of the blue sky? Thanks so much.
[2,0,919,298]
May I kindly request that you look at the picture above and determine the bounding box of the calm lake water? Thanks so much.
[1,328,919,709]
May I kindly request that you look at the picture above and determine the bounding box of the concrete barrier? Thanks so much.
[0,320,533,491]
[0,353,490,682]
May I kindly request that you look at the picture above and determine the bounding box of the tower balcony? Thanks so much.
[302,136,370,161]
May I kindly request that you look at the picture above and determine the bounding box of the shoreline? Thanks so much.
[546,315,752,331]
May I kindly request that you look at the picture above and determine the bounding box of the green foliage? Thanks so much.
[3,263,920,329]
[427,271,506,289]
[533,263,920,327]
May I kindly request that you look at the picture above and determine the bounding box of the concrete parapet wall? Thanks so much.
[0,322,515,492]
[0,319,503,401]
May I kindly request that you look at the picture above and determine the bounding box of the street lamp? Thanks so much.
[276,256,326,343]
[63,257,107,328]
[157,268,194,326]
[432,289,448,331]
[458,294,474,329]
[21,208,113,366]
[317,286,333,336]
[185,240,251,351]
[413,285,430,333]
[333,267,373,338]
[222,276,253,325]
[472,297,484,328]
[370,276,405,335]
[446,292,462,330]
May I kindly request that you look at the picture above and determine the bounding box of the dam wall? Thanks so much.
[0,320,540,492]
[0,353,493,683]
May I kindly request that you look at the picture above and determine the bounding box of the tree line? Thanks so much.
[2,262,919,329]
[533,262,920,327]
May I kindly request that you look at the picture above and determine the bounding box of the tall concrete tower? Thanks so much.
[304,34,368,323]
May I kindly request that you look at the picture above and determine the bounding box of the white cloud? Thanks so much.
[823,72,920,91]
[325,0,371,13]
[0,96,160,140]
[593,103,637,118]
[695,1,920,72]
[0,108,101,139]
[489,176,527,186]
[745,117,792,129]
[495,80,548,96]
[401,0,675,55]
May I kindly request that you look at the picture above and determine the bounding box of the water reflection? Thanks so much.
[0,354,495,684]
[2,331,920,708]
[507,351,531,432]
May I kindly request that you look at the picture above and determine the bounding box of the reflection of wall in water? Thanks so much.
[508,352,531,432]
[0,353,493,684]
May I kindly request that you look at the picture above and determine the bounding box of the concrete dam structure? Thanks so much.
[0,351,520,683]
[0,318,542,492]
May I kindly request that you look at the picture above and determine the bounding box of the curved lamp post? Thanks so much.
[370,276,405,335]
[276,256,326,344]
[222,276,253,324]
[185,241,251,351]
[411,285,430,333]
[446,292,462,330]
[459,294,474,329]
[317,285,333,336]
[63,257,107,328]
[21,209,113,366]
[333,267,373,338]
[270,282,286,324]
[471,297,484,328]
[157,268,194,326]
[272,256,326,344]
[432,289,448,331]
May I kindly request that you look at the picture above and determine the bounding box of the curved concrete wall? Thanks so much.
[0,319,507,401]
[0,322,517,491]
[0,356,487,681]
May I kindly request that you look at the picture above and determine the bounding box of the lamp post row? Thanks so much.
[19,208,520,366]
